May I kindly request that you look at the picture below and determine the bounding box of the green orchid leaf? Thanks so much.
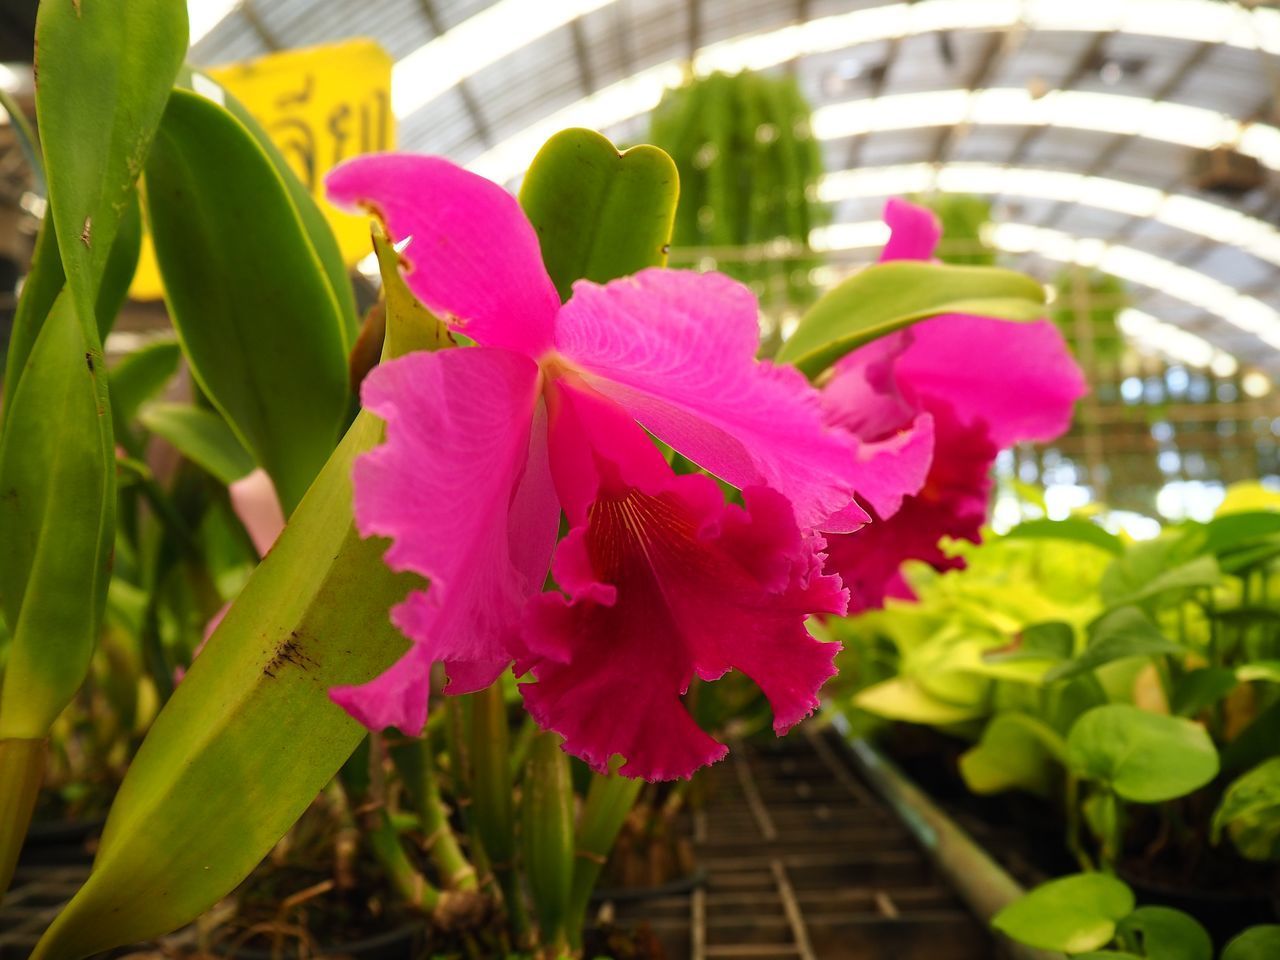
[991,873,1134,954]
[0,293,113,738]
[959,713,1067,796]
[1066,705,1218,803]
[1222,925,1280,960]
[1004,517,1125,556]
[1116,906,1212,960]
[182,70,359,349]
[519,127,678,302]
[1045,607,1185,683]
[1212,757,1280,862]
[1,220,65,424]
[108,338,181,429]
[28,409,417,960]
[35,0,186,343]
[775,260,1046,378]
[139,403,256,486]
[145,89,350,515]
[95,187,142,339]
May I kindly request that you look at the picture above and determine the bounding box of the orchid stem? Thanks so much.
[387,732,477,891]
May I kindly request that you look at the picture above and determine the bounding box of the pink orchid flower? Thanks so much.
[822,199,1087,612]
[323,155,863,779]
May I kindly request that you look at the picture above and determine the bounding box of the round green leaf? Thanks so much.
[992,873,1135,953]
[959,713,1066,796]
[1117,906,1212,960]
[1067,705,1219,803]
[1222,926,1280,960]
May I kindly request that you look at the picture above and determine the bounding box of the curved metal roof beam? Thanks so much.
[471,85,1280,183]
[388,0,1280,120]
[819,162,1280,269]
[810,219,1280,352]
[454,0,1278,179]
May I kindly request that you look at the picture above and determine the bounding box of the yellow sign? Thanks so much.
[132,39,394,299]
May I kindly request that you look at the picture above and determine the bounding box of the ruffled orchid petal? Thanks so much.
[875,199,1086,445]
[329,347,557,733]
[330,641,434,733]
[520,383,845,780]
[229,468,285,557]
[880,198,942,262]
[326,154,559,355]
[844,412,935,519]
[892,316,1086,446]
[825,400,996,612]
[554,269,863,532]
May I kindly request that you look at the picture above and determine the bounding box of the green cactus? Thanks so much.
[648,70,827,312]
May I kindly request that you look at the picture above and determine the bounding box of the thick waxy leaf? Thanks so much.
[1116,907,1212,960]
[139,404,256,486]
[0,294,114,739]
[183,69,359,349]
[35,0,186,339]
[95,188,142,339]
[1045,607,1185,683]
[1066,705,1218,803]
[29,410,416,959]
[1,220,64,424]
[959,713,1066,796]
[775,260,1046,378]
[1212,758,1280,861]
[992,873,1134,953]
[519,128,678,301]
[1004,518,1124,556]
[145,89,350,515]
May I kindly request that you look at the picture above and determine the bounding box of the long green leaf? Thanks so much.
[1,218,65,425]
[775,260,1047,378]
[139,403,255,486]
[35,0,186,344]
[0,294,113,737]
[108,338,181,429]
[145,89,350,515]
[29,410,417,959]
[30,195,453,959]
[519,127,678,301]
[180,69,359,350]
[95,187,142,340]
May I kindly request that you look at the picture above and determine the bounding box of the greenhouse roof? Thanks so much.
[183,1,1280,376]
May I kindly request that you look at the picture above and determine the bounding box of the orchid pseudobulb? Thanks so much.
[821,199,1087,612]
[323,155,863,779]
